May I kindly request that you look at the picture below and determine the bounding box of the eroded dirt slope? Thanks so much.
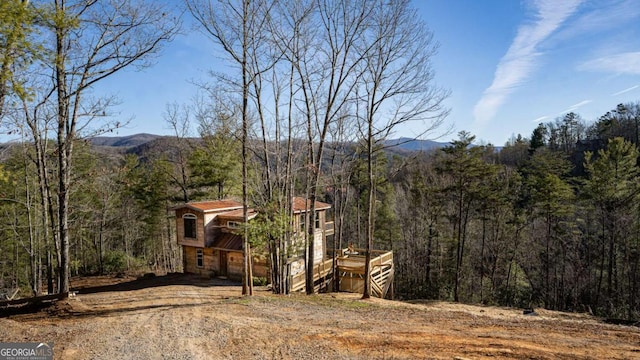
[1,274,639,359]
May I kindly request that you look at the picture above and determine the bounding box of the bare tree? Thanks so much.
[187,0,278,296]
[282,0,375,295]
[45,0,179,294]
[355,0,449,298]
[326,110,359,291]
[164,102,194,202]
[8,79,60,293]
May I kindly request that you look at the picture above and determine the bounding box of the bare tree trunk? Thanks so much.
[54,0,70,294]
[21,143,40,296]
[480,210,487,303]
[187,0,274,297]
[362,119,374,299]
[357,0,449,299]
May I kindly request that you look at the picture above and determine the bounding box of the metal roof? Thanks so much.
[292,197,331,213]
[172,197,331,215]
[173,199,243,213]
[211,232,243,251]
[217,208,258,220]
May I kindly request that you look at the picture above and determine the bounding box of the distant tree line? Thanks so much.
[389,103,640,320]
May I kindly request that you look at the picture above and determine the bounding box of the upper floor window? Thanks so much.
[227,221,241,229]
[184,214,197,239]
[315,211,321,229]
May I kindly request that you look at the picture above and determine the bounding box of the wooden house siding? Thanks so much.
[183,246,219,276]
[174,197,335,288]
[175,208,206,248]
[183,245,250,279]
[253,260,269,278]
[226,252,243,279]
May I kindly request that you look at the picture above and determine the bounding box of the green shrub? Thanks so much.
[103,250,128,274]
[127,256,147,271]
[252,276,268,286]
[70,259,82,276]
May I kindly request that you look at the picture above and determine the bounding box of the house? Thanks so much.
[173,197,394,298]
[173,197,334,281]
[288,197,334,277]
[173,199,251,279]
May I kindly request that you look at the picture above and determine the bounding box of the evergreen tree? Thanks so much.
[189,112,242,200]
[0,0,37,118]
[584,137,639,315]
[436,131,492,302]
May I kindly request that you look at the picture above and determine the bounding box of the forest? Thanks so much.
[1,0,640,321]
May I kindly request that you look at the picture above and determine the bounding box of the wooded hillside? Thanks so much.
[3,101,640,321]
[1,0,640,322]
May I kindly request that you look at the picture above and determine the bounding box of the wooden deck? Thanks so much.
[337,249,394,298]
[289,248,394,298]
[290,258,333,293]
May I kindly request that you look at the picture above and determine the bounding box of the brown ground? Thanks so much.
[1,274,639,360]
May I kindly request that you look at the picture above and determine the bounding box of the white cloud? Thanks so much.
[473,0,584,126]
[532,115,550,123]
[558,99,592,115]
[555,0,640,41]
[579,52,640,75]
[611,85,640,96]
[567,99,592,109]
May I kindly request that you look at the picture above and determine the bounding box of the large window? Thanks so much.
[183,214,197,239]
[196,248,204,268]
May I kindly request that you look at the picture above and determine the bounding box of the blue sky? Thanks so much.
[96,0,640,145]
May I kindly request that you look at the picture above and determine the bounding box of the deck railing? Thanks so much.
[289,248,394,298]
[289,257,334,293]
[336,248,394,298]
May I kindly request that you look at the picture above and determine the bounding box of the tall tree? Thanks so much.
[520,149,575,308]
[164,102,194,203]
[529,123,547,154]
[584,137,639,314]
[292,0,373,295]
[45,0,178,294]
[189,100,242,200]
[356,0,449,298]
[436,131,487,302]
[187,0,276,295]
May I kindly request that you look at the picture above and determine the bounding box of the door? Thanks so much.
[219,251,228,277]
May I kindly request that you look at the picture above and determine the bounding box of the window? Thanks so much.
[183,214,197,239]
[227,221,241,229]
[196,248,204,268]
[315,211,321,229]
[299,214,306,232]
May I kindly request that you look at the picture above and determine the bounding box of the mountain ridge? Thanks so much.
[88,133,452,153]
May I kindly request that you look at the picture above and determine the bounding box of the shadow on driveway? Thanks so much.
[73,273,241,294]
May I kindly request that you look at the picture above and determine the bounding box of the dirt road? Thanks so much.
[1,274,639,359]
